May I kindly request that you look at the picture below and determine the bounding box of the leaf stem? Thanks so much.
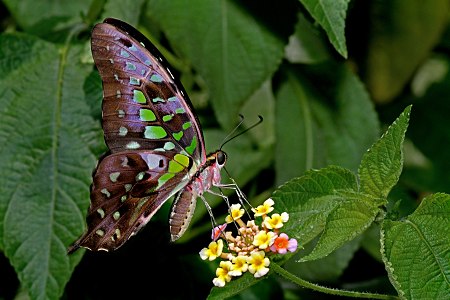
[271,263,399,299]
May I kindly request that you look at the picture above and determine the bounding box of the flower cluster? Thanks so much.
[199,198,298,287]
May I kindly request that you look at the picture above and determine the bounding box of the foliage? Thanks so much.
[0,0,449,299]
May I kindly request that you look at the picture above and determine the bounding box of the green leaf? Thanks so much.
[207,271,267,299]
[146,0,295,129]
[300,191,382,262]
[272,165,357,244]
[300,0,350,58]
[381,193,450,299]
[0,33,99,300]
[275,64,379,185]
[359,106,411,199]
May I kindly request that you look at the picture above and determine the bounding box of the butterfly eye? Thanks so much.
[216,151,227,166]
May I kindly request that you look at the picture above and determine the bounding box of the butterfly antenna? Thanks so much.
[219,115,263,150]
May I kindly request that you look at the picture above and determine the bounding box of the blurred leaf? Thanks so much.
[275,64,379,185]
[381,193,450,299]
[406,58,450,193]
[284,236,361,282]
[300,0,350,58]
[285,13,330,64]
[3,0,90,37]
[0,33,98,300]
[240,80,276,148]
[102,0,146,25]
[363,0,450,103]
[146,0,296,129]
[359,106,411,199]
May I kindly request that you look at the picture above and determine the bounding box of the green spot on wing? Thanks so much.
[174,154,190,167]
[182,122,192,130]
[130,77,140,85]
[168,160,185,173]
[101,188,111,198]
[109,172,120,182]
[118,126,128,136]
[186,136,197,155]
[133,90,146,103]
[97,208,105,218]
[152,97,165,103]
[173,131,183,141]
[150,74,163,82]
[157,173,175,189]
[126,62,137,71]
[126,141,140,149]
[136,171,145,181]
[120,49,130,58]
[144,126,167,139]
[162,114,173,122]
[164,142,175,150]
[140,109,156,121]
[175,107,185,114]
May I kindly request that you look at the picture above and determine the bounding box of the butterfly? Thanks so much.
[68,18,233,253]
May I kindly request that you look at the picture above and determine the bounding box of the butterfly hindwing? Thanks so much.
[69,151,193,252]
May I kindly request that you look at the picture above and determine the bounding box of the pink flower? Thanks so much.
[270,233,298,254]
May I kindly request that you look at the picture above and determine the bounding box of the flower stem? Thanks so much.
[271,263,400,299]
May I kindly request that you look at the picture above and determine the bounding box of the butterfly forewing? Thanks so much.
[91,19,205,162]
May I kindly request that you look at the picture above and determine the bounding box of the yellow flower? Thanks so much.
[213,261,233,287]
[252,198,275,217]
[199,239,223,261]
[263,212,289,229]
[229,255,248,276]
[225,204,245,223]
[252,230,276,249]
[247,251,270,278]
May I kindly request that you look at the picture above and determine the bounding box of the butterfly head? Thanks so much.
[208,150,227,168]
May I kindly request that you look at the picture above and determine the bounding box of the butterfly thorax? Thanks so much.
[187,150,227,194]
[169,150,227,241]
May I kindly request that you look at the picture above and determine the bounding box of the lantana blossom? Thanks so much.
[270,233,298,254]
[252,198,275,216]
[213,261,233,287]
[199,198,298,287]
[247,251,270,278]
[225,204,245,223]
[229,255,248,276]
[263,212,289,229]
[253,231,276,249]
[199,239,223,261]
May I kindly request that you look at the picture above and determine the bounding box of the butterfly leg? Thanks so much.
[198,193,219,231]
